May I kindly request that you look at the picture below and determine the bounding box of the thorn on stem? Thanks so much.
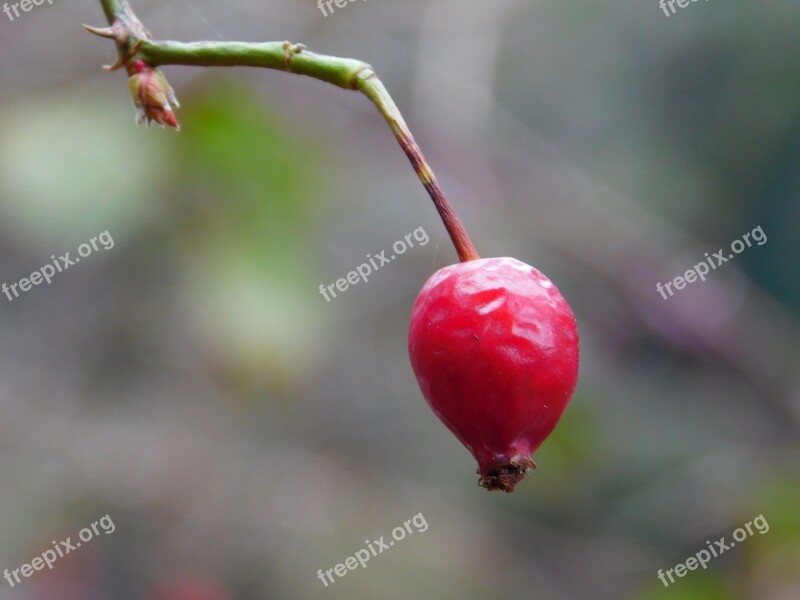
[104,40,144,72]
[83,24,115,38]
[83,20,128,45]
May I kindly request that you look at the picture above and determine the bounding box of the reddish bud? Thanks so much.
[127,60,180,130]
[408,257,579,492]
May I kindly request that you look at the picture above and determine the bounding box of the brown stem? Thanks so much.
[355,72,480,262]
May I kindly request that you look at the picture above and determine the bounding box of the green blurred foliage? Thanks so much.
[169,82,330,392]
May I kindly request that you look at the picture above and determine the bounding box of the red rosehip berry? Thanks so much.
[408,256,579,492]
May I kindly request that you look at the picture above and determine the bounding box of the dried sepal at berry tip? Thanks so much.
[126,60,180,130]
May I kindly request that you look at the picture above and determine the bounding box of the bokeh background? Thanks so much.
[1,0,798,598]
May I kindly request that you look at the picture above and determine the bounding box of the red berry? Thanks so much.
[408,257,579,492]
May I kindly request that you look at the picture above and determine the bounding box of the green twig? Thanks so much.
[89,0,479,262]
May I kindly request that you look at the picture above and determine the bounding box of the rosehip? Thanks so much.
[408,257,579,492]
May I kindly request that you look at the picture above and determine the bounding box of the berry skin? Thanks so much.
[408,257,579,492]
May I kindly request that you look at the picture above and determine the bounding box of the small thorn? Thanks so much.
[103,58,125,72]
[83,24,116,38]
[103,39,144,72]
[83,21,129,46]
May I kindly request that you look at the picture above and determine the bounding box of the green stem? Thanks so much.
[99,0,123,22]
[93,0,480,263]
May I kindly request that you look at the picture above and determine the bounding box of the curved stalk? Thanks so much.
[89,0,480,262]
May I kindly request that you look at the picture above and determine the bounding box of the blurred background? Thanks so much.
[0,0,798,598]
